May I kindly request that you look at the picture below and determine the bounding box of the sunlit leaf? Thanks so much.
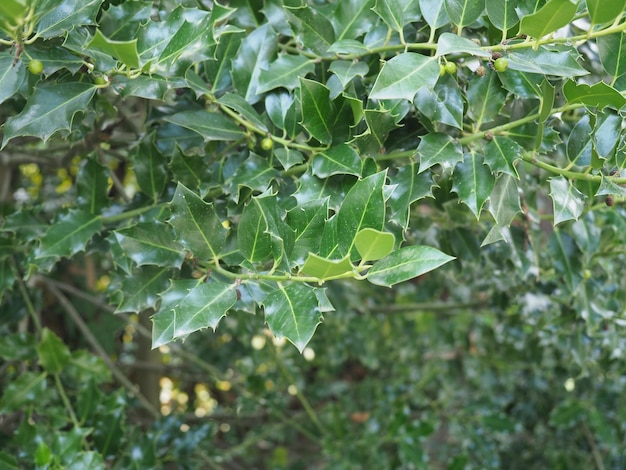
[370,53,440,101]
[550,176,586,225]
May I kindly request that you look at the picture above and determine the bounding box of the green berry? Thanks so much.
[439,64,446,77]
[444,62,457,74]
[493,57,509,72]
[260,137,274,151]
[93,75,108,85]
[28,59,44,75]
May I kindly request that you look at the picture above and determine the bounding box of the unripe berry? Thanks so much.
[260,137,274,150]
[28,59,44,75]
[444,62,457,74]
[494,57,509,72]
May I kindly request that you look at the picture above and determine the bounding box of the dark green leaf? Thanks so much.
[367,245,455,287]
[435,33,491,58]
[452,152,495,218]
[133,140,168,201]
[370,53,440,101]
[506,46,588,78]
[485,0,519,31]
[169,183,227,261]
[328,60,369,90]
[2,83,96,147]
[593,111,622,160]
[597,33,626,77]
[549,230,582,293]
[0,372,47,413]
[0,56,26,105]
[111,75,186,100]
[115,266,172,313]
[312,144,362,178]
[388,164,434,229]
[467,68,507,126]
[586,0,626,26]
[336,171,387,258]
[35,211,102,260]
[285,5,335,55]
[566,115,593,167]
[76,157,109,215]
[262,283,322,352]
[519,0,577,39]
[417,133,463,172]
[257,55,315,94]
[550,176,586,224]
[333,0,377,40]
[563,80,626,110]
[373,0,422,33]
[497,69,543,98]
[36,328,70,375]
[444,0,485,29]
[287,199,329,264]
[152,279,202,348]
[230,153,280,200]
[165,109,244,142]
[415,74,464,129]
[484,136,522,178]
[488,174,521,228]
[217,93,268,132]
[36,0,102,38]
[114,222,185,268]
[419,0,450,28]
[86,29,139,68]
[299,78,335,145]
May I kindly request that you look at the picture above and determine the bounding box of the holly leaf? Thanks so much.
[550,176,586,225]
[312,144,362,178]
[114,222,185,268]
[36,0,102,38]
[262,283,322,352]
[115,266,172,313]
[370,52,440,101]
[2,83,96,148]
[34,210,102,260]
[299,78,335,145]
[519,0,577,39]
[355,228,395,262]
[37,328,70,375]
[452,152,495,219]
[367,245,455,287]
[164,110,245,142]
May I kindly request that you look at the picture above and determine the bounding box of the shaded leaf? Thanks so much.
[597,33,626,78]
[133,140,168,201]
[388,164,434,228]
[367,245,455,287]
[312,144,362,178]
[36,328,70,375]
[0,56,26,105]
[419,0,450,28]
[115,266,172,313]
[76,157,109,215]
[417,133,463,172]
[36,0,102,38]
[287,199,329,264]
[173,282,237,337]
[35,211,102,260]
[164,110,245,142]
[549,230,582,293]
[452,152,495,218]
[152,279,202,348]
[467,68,506,126]
[484,136,522,178]
[485,0,519,31]
[87,29,139,68]
[262,283,322,352]
[257,55,316,94]
[415,74,464,129]
[373,0,422,33]
[114,222,185,268]
[230,154,280,200]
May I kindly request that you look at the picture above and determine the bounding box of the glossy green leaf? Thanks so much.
[312,144,362,178]
[36,328,70,375]
[586,0,626,26]
[157,10,217,70]
[114,222,185,268]
[0,56,26,105]
[435,33,491,58]
[485,0,519,31]
[217,93,268,132]
[336,171,387,258]
[36,0,102,38]
[299,78,335,145]
[419,0,450,28]
[550,176,586,224]
[489,174,521,227]
[354,109,399,155]
[373,0,422,33]
[87,29,139,68]
[301,253,353,279]
[232,24,278,104]
[563,80,626,110]
[285,5,335,55]
[110,75,186,100]
[172,281,237,337]
[370,53,440,101]
[133,141,168,201]
[34,211,102,260]
[415,74,464,129]
[230,153,280,200]
[388,164,434,228]
[597,33,626,78]
[596,176,626,197]
[355,228,395,262]
[452,152,495,218]
[169,183,227,261]
[417,133,463,172]
[484,136,522,178]
[152,279,202,348]
[506,46,588,77]
[287,199,329,264]
[168,148,212,195]
[115,266,172,313]
[498,69,543,98]
[274,148,304,170]
[0,371,47,413]
[2,83,96,148]
[237,197,274,263]
[467,68,506,125]
[164,110,245,142]
[519,0,577,39]
[257,55,316,94]
[266,92,299,136]
[328,60,369,89]
[76,157,109,215]
[593,112,622,159]
[332,0,377,40]
[262,283,322,352]
[98,1,152,40]
[367,245,455,287]
[444,0,485,29]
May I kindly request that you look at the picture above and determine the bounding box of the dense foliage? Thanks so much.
[1,0,626,467]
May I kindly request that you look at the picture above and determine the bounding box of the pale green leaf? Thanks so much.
[355,228,395,262]
[550,176,586,225]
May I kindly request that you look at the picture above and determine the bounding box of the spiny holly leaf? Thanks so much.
[506,46,588,78]
[152,279,202,348]
[301,253,353,279]
[415,74,464,129]
[217,93,268,132]
[169,183,227,261]
[563,80,626,110]
[114,222,185,268]
[370,52,440,101]
[336,171,387,259]
[483,174,521,245]
[550,176,586,225]
[452,152,495,219]
[257,55,316,94]
[36,0,103,38]
[262,283,322,352]
[388,164,434,229]
[230,154,280,200]
[467,68,506,126]
[299,78,335,145]
[418,133,463,172]
[367,245,455,287]
[172,282,238,338]
[114,266,172,313]
[287,199,329,265]
[2,83,97,148]
[0,56,26,105]
[484,136,522,178]
[36,328,70,375]
[34,210,102,260]
[86,29,139,68]
[355,228,395,262]
[133,140,168,201]
[519,0,577,39]
[312,144,362,178]
[76,157,110,215]
[164,110,245,142]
